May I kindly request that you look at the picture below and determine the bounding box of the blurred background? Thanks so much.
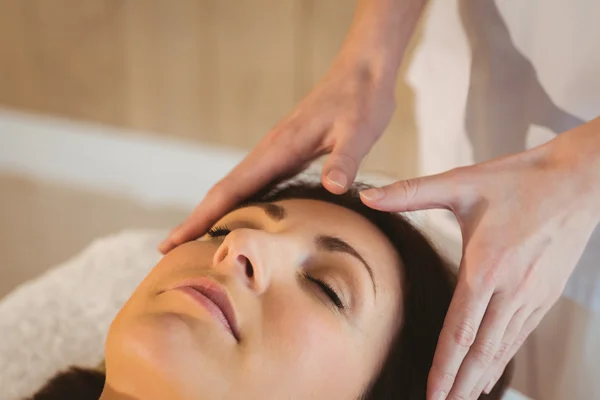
[1,2,593,399]
[0,0,420,299]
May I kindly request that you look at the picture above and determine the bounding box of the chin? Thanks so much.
[106,311,236,396]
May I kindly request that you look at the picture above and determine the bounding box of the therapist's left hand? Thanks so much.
[360,118,600,400]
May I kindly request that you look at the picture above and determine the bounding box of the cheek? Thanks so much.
[257,295,367,396]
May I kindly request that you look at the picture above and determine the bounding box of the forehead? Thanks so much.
[225,198,403,296]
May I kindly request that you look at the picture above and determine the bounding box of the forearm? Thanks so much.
[547,116,600,219]
[576,116,600,214]
[337,0,428,81]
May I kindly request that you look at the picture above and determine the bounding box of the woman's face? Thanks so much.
[105,199,403,400]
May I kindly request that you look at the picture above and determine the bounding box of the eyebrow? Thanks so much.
[315,235,377,297]
[232,202,287,221]
[234,202,376,296]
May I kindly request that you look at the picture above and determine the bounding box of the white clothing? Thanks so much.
[406,1,599,398]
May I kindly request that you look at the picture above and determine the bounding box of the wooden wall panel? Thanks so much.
[292,0,356,98]
[0,1,31,110]
[123,0,219,139]
[122,0,297,147]
[0,0,128,125]
[213,0,297,148]
[0,0,418,178]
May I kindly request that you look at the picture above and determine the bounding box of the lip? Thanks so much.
[169,277,240,342]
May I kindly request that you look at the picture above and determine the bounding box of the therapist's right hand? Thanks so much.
[158,56,397,254]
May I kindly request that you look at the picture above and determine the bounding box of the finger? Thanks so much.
[359,169,465,212]
[158,223,185,253]
[321,130,376,194]
[158,132,308,253]
[483,306,546,394]
[427,277,494,400]
[472,305,529,396]
[446,293,514,400]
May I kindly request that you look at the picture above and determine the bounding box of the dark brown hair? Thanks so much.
[26,367,105,400]
[28,180,511,399]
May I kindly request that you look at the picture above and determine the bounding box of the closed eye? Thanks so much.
[304,274,345,310]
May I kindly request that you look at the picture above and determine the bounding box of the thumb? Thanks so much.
[321,135,372,194]
[359,171,461,212]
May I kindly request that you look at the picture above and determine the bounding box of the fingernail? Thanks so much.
[360,187,384,201]
[484,380,495,394]
[158,239,171,253]
[433,391,447,400]
[326,169,348,189]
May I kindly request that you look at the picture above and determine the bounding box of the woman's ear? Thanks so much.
[25,367,105,400]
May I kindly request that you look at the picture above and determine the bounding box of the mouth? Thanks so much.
[169,277,240,342]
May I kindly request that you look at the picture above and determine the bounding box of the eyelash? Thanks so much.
[207,225,232,238]
[303,273,345,310]
[206,224,345,310]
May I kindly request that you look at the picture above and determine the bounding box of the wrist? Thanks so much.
[331,45,399,93]
[337,0,427,84]
[545,116,600,220]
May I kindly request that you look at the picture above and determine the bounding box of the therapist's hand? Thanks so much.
[158,56,396,254]
[360,118,600,400]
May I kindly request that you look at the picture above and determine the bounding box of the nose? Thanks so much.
[212,229,273,295]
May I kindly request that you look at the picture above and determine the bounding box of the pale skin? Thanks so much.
[104,200,402,400]
[158,0,600,399]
